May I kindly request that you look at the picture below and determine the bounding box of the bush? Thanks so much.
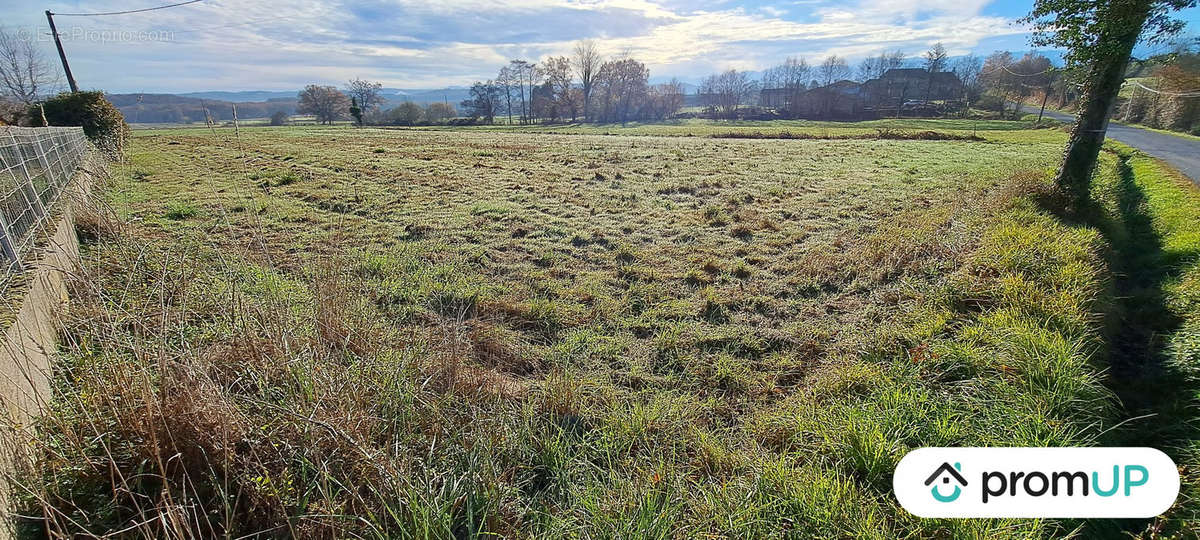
[974,92,1006,112]
[35,91,130,157]
[269,111,288,126]
[0,97,25,125]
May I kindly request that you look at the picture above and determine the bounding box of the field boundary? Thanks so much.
[0,127,90,294]
[0,151,102,540]
[0,149,102,419]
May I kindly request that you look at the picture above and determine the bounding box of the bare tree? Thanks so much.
[762,57,810,89]
[460,80,501,123]
[1011,53,1056,121]
[542,56,576,122]
[700,69,756,119]
[981,51,1021,117]
[647,79,685,120]
[818,56,852,87]
[594,58,648,123]
[505,60,539,124]
[0,28,57,105]
[953,55,984,94]
[856,57,879,82]
[762,57,811,116]
[923,43,951,102]
[952,54,984,116]
[572,40,601,122]
[923,43,950,73]
[858,50,906,80]
[497,65,517,124]
[297,85,350,125]
[344,79,385,120]
[884,50,907,72]
[521,61,542,124]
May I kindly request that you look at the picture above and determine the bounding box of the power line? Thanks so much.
[63,14,300,38]
[44,0,205,91]
[979,63,1057,77]
[1125,80,1200,98]
[51,0,203,17]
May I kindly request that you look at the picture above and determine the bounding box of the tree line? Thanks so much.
[662,44,1069,121]
[1114,40,1200,135]
[295,79,458,126]
[459,40,686,124]
[287,45,1069,125]
[690,45,979,120]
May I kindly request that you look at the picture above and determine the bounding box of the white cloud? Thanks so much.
[6,0,1030,91]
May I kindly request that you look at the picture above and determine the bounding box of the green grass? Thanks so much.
[9,120,1197,537]
[1085,145,1200,534]
[383,117,1063,141]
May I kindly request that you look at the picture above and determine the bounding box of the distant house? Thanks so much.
[760,87,802,109]
[862,69,965,109]
[762,80,864,119]
[759,68,965,119]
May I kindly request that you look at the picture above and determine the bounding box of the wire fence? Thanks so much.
[0,126,90,284]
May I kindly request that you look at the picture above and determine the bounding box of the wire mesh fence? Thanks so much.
[0,126,90,285]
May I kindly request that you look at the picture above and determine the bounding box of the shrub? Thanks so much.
[0,97,25,125]
[974,92,1006,113]
[269,111,288,126]
[36,91,130,157]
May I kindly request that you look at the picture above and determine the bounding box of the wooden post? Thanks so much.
[45,11,78,93]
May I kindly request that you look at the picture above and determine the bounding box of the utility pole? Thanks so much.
[45,11,78,92]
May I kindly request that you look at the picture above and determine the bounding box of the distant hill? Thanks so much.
[178,90,298,102]
[388,88,472,107]
[179,87,473,106]
[116,87,476,123]
[109,93,296,124]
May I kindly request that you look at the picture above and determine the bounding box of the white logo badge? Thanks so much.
[894,447,1179,518]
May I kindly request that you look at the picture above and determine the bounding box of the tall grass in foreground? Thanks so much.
[3,166,1140,537]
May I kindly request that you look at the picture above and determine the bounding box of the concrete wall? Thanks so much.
[0,164,93,419]
[0,153,100,538]
[0,210,80,418]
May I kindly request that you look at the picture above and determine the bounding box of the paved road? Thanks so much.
[1020,105,1200,186]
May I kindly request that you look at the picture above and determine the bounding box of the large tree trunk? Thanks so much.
[1055,1,1152,208]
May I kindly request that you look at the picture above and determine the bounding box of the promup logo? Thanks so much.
[894,448,1179,518]
[925,462,967,502]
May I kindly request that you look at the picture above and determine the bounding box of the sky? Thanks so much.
[2,0,1198,94]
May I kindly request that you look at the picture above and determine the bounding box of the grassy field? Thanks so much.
[390,116,1063,139]
[11,120,1200,537]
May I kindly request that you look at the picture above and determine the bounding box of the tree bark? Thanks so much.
[1055,1,1152,208]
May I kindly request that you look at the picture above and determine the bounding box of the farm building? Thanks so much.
[760,68,966,119]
